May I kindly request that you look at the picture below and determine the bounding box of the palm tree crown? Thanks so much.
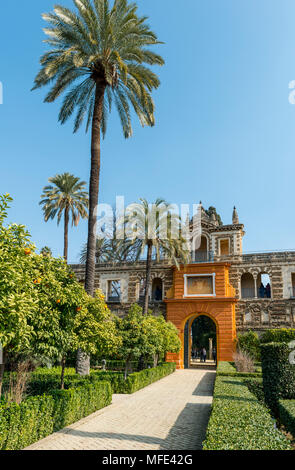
[40,173,88,261]
[123,198,190,313]
[32,0,164,137]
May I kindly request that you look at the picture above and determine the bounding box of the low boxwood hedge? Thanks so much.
[0,395,54,450]
[261,342,295,408]
[216,361,262,378]
[51,379,112,431]
[0,379,112,450]
[91,362,176,394]
[203,376,292,450]
[279,399,295,437]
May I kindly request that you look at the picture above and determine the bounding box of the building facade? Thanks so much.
[71,206,295,369]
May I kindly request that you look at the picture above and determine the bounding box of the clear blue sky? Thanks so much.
[1,0,295,261]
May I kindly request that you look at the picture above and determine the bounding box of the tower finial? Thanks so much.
[232,206,239,224]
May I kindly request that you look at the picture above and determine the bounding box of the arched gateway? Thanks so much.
[165,262,237,369]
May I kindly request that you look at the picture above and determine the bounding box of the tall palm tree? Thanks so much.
[123,199,190,314]
[40,173,88,262]
[32,0,164,299]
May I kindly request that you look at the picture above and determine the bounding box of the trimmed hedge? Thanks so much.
[91,362,176,394]
[0,380,112,450]
[244,378,265,405]
[51,379,112,431]
[261,342,295,408]
[23,362,176,397]
[203,376,292,450]
[0,395,54,450]
[217,361,262,378]
[260,328,295,344]
[279,400,295,437]
[126,362,176,393]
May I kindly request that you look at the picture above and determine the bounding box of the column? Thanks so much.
[209,338,213,360]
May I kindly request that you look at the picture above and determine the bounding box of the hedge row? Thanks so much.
[216,362,262,378]
[0,380,112,450]
[260,329,295,344]
[278,400,295,438]
[261,342,295,408]
[91,362,176,394]
[203,376,292,450]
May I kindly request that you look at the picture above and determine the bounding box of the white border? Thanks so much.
[183,273,216,297]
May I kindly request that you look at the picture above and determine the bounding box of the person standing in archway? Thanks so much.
[202,347,207,363]
[212,347,217,363]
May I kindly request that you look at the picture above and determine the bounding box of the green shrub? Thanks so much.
[203,376,291,450]
[91,363,176,394]
[237,330,261,361]
[217,361,262,378]
[244,378,265,405]
[279,400,295,437]
[51,380,112,431]
[260,328,295,344]
[261,342,295,408]
[0,379,112,450]
[126,363,176,394]
[0,395,54,450]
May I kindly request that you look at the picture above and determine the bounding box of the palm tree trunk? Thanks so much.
[63,206,69,262]
[144,242,153,315]
[85,82,106,297]
[77,82,105,376]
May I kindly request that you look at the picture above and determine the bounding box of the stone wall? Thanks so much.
[71,250,295,331]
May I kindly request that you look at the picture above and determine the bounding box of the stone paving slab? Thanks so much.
[26,369,215,451]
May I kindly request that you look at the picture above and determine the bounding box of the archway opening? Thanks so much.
[152,278,163,301]
[257,273,271,298]
[184,315,217,368]
[194,236,209,262]
[241,273,255,299]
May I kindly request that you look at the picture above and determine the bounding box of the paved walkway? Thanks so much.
[26,370,215,451]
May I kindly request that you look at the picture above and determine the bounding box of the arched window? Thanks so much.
[241,273,255,299]
[194,236,209,262]
[257,273,271,299]
[152,278,163,301]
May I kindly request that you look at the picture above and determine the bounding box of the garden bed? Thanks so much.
[216,361,262,378]
[0,379,112,450]
[279,399,295,438]
[203,376,292,450]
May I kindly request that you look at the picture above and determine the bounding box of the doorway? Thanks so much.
[184,315,217,368]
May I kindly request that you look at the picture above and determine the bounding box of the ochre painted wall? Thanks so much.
[165,263,237,369]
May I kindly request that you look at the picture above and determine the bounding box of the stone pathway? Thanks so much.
[26,370,215,451]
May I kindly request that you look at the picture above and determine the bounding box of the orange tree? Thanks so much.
[0,195,118,393]
[116,304,181,377]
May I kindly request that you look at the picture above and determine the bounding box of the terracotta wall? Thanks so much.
[165,263,237,369]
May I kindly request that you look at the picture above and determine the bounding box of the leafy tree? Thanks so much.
[79,237,138,264]
[75,290,121,377]
[0,195,117,392]
[205,206,223,226]
[40,173,88,262]
[141,314,181,367]
[32,0,164,303]
[123,199,190,314]
[156,316,181,362]
[192,316,216,349]
[40,246,53,257]
[116,304,181,376]
[115,304,146,379]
